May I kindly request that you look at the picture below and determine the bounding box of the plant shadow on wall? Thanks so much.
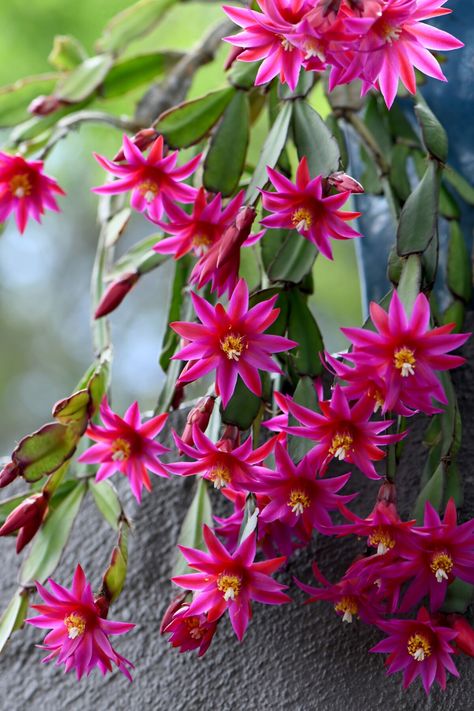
[0,0,474,702]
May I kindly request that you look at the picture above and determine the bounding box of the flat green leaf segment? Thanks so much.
[173,479,213,578]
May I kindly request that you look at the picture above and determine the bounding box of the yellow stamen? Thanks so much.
[220,332,246,362]
[111,438,131,462]
[394,347,416,377]
[10,174,32,199]
[291,207,313,233]
[368,386,385,412]
[334,596,358,623]
[368,527,395,555]
[217,573,241,601]
[329,432,353,461]
[208,464,232,489]
[185,617,205,640]
[192,233,212,251]
[287,490,311,516]
[407,633,432,662]
[430,551,453,583]
[139,180,159,203]
[64,612,86,640]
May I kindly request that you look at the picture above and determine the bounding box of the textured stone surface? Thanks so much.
[1,323,474,711]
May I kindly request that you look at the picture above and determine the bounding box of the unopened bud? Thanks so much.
[113,129,158,162]
[0,461,20,488]
[376,481,397,506]
[95,272,139,319]
[224,46,244,71]
[181,397,215,448]
[94,594,110,619]
[28,95,65,116]
[327,172,364,194]
[448,614,474,657]
[216,425,240,452]
[0,492,49,553]
[160,592,188,634]
[171,383,185,411]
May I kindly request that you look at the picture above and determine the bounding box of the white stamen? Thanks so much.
[144,190,155,203]
[377,542,389,556]
[295,218,310,233]
[291,502,305,516]
[435,568,449,583]
[67,627,81,640]
[342,611,353,624]
[334,447,347,461]
[281,38,293,52]
[112,450,127,461]
[223,587,235,601]
[384,27,402,44]
[14,187,25,198]
[400,363,415,377]
[414,648,425,661]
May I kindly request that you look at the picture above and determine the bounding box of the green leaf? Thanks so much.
[444,165,474,205]
[364,95,392,157]
[12,423,78,483]
[103,523,129,603]
[20,481,86,585]
[443,300,465,333]
[389,144,411,202]
[288,376,319,463]
[442,579,474,614]
[48,35,88,71]
[221,377,262,430]
[228,61,260,90]
[238,494,258,544]
[173,479,212,578]
[292,100,340,177]
[250,288,289,336]
[89,480,122,530]
[415,102,448,163]
[414,463,444,524]
[97,0,175,53]
[204,91,249,196]
[397,162,440,256]
[0,589,29,655]
[108,233,169,280]
[325,114,348,170]
[439,183,461,220]
[0,74,58,127]
[55,55,113,103]
[87,351,112,416]
[52,389,90,434]
[287,289,324,377]
[447,221,472,303]
[267,232,317,284]
[102,51,182,98]
[278,72,314,100]
[156,356,182,413]
[156,88,235,149]
[397,254,422,315]
[159,258,191,372]
[444,462,463,508]
[360,145,381,195]
[245,101,293,205]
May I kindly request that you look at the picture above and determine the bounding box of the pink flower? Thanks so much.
[252,442,356,536]
[154,187,244,259]
[274,386,401,479]
[371,607,459,694]
[341,0,464,107]
[166,424,276,490]
[260,157,361,260]
[341,290,470,414]
[162,605,218,656]
[172,525,290,640]
[26,565,134,680]
[79,398,169,503]
[92,134,200,223]
[170,278,297,407]
[0,152,65,233]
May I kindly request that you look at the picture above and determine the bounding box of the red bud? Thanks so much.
[28,95,65,116]
[0,492,49,553]
[327,172,364,194]
[160,592,188,634]
[376,481,397,506]
[0,461,20,488]
[216,425,240,451]
[448,615,474,657]
[180,396,215,448]
[94,594,110,619]
[224,46,244,71]
[113,129,158,162]
[95,272,139,319]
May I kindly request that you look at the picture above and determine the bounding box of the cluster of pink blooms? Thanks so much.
[224,0,463,107]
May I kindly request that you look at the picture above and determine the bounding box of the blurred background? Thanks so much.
[0,0,472,456]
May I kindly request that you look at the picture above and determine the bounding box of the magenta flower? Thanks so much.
[252,443,356,536]
[26,565,134,680]
[398,499,474,613]
[172,525,290,640]
[275,386,401,479]
[167,424,276,490]
[170,278,297,407]
[371,607,459,694]
[79,398,169,503]
[260,157,361,260]
[154,187,244,259]
[0,152,65,233]
[342,0,464,107]
[341,290,470,414]
[163,605,217,657]
[93,134,200,223]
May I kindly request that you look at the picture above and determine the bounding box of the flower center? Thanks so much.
[430,551,453,583]
[291,208,313,233]
[334,596,358,623]
[185,617,204,640]
[64,612,86,640]
[9,174,32,199]
[192,233,212,252]
[329,432,353,461]
[287,490,311,516]
[368,386,384,412]
[220,332,246,361]
[380,22,402,44]
[368,527,395,555]
[139,180,159,203]
[407,633,432,662]
[394,347,416,377]
[208,463,232,489]
[304,39,325,62]
[279,35,294,52]
[217,573,242,602]
[111,438,131,462]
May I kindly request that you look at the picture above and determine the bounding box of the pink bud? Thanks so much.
[28,94,65,116]
[94,594,110,619]
[376,481,397,506]
[224,46,244,71]
[180,397,215,448]
[95,272,139,319]
[0,493,49,553]
[113,128,158,162]
[216,425,240,451]
[448,615,474,657]
[327,172,364,194]
[160,592,188,634]
[0,461,20,488]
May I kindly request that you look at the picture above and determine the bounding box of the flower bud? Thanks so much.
[0,492,49,553]
[113,129,158,162]
[160,592,188,634]
[216,425,240,452]
[376,481,397,506]
[94,272,139,319]
[224,46,244,71]
[28,94,65,116]
[0,460,20,488]
[448,614,474,657]
[180,397,215,448]
[327,172,364,194]
[94,594,110,619]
